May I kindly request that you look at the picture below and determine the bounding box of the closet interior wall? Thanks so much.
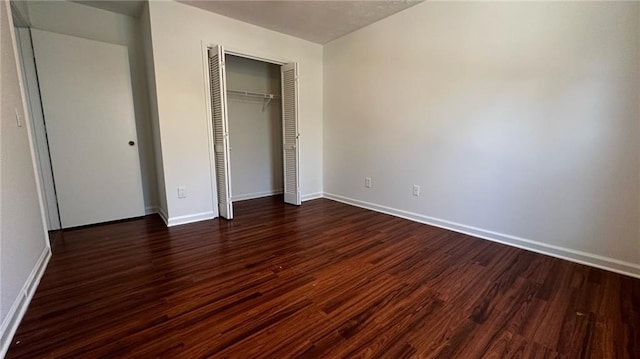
[226,55,283,201]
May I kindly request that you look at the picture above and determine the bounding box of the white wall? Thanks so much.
[27,1,159,212]
[147,0,323,224]
[1,1,50,355]
[226,55,283,200]
[323,2,640,275]
[139,3,167,218]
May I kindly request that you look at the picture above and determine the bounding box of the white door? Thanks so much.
[281,62,301,205]
[208,45,233,219]
[31,29,145,228]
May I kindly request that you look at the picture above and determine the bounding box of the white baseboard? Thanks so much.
[145,206,158,215]
[231,190,283,202]
[1,246,51,358]
[167,211,215,227]
[302,192,324,202]
[157,207,169,226]
[323,193,640,279]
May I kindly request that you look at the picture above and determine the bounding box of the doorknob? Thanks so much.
[128,141,135,146]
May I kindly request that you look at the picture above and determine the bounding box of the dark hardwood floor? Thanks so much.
[6,196,640,358]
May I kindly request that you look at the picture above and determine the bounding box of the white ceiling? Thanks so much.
[177,1,423,44]
[72,0,145,18]
[72,0,422,44]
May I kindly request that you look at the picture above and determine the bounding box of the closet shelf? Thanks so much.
[227,89,281,100]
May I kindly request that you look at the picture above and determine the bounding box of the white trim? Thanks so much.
[224,47,288,66]
[0,247,51,358]
[323,193,640,279]
[157,207,169,226]
[167,211,215,227]
[145,206,158,215]
[232,190,283,202]
[301,192,323,202]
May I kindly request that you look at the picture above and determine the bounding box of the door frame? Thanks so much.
[201,42,296,218]
[15,28,62,230]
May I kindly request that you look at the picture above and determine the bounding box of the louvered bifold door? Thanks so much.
[281,62,301,205]
[209,45,233,219]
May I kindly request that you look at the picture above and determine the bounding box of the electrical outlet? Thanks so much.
[413,185,420,197]
[178,186,187,199]
[365,177,372,188]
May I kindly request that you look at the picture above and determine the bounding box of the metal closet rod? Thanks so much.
[227,89,281,99]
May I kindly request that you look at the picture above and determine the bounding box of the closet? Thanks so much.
[208,46,300,220]
[226,55,283,202]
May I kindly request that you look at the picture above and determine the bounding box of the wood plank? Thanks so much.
[6,196,640,358]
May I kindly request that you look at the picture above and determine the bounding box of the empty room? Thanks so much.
[1,0,639,358]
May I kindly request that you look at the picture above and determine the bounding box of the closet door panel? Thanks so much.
[209,45,234,219]
[281,62,301,205]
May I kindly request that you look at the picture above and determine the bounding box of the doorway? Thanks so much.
[207,45,301,220]
[17,29,146,229]
[225,55,283,203]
